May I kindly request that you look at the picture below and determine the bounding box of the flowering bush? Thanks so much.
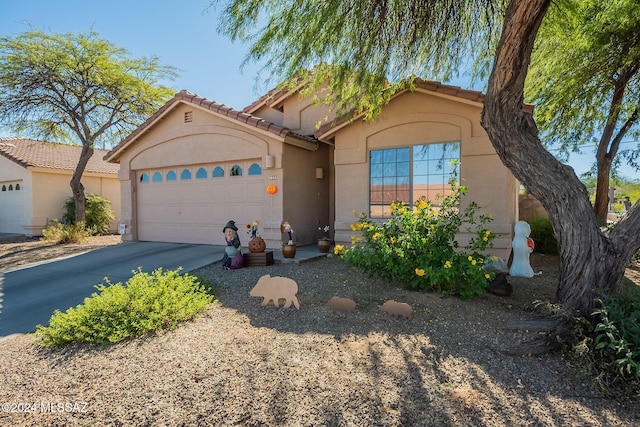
[341,174,495,300]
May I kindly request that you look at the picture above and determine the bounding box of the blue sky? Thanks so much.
[1,0,636,179]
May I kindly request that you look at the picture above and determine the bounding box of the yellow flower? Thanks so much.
[471,260,477,265]
[444,260,452,269]
[415,268,425,276]
[416,199,427,211]
[485,230,491,236]
[483,236,488,242]
[390,237,396,245]
[485,273,491,279]
[333,244,344,255]
[350,223,357,231]
[468,255,473,261]
[372,232,382,240]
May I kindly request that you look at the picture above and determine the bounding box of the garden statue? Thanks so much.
[222,220,243,269]
[247,220,260,239]
[380,300,413,319]
[281,221,294,244]
[325,296,356,313]
[249,274,300,309]
[509,221,534,278]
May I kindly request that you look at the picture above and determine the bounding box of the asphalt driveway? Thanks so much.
[0,242,224,337]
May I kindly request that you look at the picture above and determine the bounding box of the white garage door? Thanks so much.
[136,161,266,244]
[0,182,25,234]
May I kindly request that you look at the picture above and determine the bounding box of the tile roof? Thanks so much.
[0,138,119,174]
[105,90,319,162]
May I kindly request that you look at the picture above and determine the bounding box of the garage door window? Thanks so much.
[152,172,162,182]
[230,165,242,176]
[181,169,192,180]
[196,168,207,179]
[140,172,149,183]
[166,170,177,181]
[248,163,262,175]
[213,167,224,178]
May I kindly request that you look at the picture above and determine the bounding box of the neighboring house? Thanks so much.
[0,138,121,236]
[105,79,524,257]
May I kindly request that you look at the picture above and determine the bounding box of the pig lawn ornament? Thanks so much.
[509,221,535,278]
[250,274,300,309]
[325,296,356,313]
[380,300,413,319]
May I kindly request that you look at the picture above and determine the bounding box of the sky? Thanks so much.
[0,0,637,180]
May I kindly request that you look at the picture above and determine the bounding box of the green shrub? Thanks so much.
[41,219,89,244]
[338,169,495,300]
[593,293,640,379]
[63,193,115,236]
[34,268,214,347]
[528,216,558,255]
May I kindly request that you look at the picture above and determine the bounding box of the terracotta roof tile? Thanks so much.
[0,138,119,174]
[105,90,319,161]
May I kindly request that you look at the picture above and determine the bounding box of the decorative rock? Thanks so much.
[487,272,513,296]
[380,300,413,319]
[249,274,300,309]
[325,296,356,313]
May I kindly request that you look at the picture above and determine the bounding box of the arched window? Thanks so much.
[230,165,242,176]
[248,163,262,175]
[1,185,6,191]
[196,167,207,179]
[213,166,224,178]
[15,183,20,190]
[140,172,150,183]
[8,184,13,191]
[152,172,163,182]
[180,169,192,180]
[166,170,177,181]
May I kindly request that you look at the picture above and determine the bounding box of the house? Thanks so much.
[0,138,121,236]
[105,79,522,257]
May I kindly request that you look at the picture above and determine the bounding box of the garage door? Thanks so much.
[136,161,266,244]
[0,182,25,234]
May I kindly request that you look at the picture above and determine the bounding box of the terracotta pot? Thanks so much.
[317,239,332,253]
[282,244,296,258]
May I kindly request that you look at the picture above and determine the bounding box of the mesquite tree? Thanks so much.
[0,30,176,222]
[214,0,640,317]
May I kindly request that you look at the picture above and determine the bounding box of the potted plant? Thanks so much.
[280,221,296,258]
[317,225,332,253]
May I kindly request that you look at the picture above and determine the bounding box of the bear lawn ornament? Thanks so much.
[250,274,300,309]
[325,296,356,313]
[248,236,266,253]
[380,300,413,319]
[509,221,534,278]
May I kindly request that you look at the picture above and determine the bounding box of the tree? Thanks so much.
[525,0,640,225]
[213,0,640,318]
[0,30,177,222]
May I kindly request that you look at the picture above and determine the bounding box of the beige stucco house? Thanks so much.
[105,79,522,257]
[0,138,121,236]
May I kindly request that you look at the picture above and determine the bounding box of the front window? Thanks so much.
[369,142,460,218]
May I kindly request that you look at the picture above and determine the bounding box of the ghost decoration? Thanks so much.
[509,221,534,278]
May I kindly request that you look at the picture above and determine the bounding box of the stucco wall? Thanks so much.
[331,90,517,259]
[30,169,121,235]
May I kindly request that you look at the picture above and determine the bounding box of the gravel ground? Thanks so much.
[0,237,639,426]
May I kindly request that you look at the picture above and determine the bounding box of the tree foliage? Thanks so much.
[525,0,640,224]
[216,0,504,117]
[0,29,177,221]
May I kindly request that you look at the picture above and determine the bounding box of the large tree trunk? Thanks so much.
[70,144,94,223]
[481,0,640,317]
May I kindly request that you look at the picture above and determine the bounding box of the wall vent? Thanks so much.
[184,111,193,123]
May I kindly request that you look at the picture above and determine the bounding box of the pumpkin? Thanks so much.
[266,184,277,195]
[249,236,266,253]
[527,238,535,251]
